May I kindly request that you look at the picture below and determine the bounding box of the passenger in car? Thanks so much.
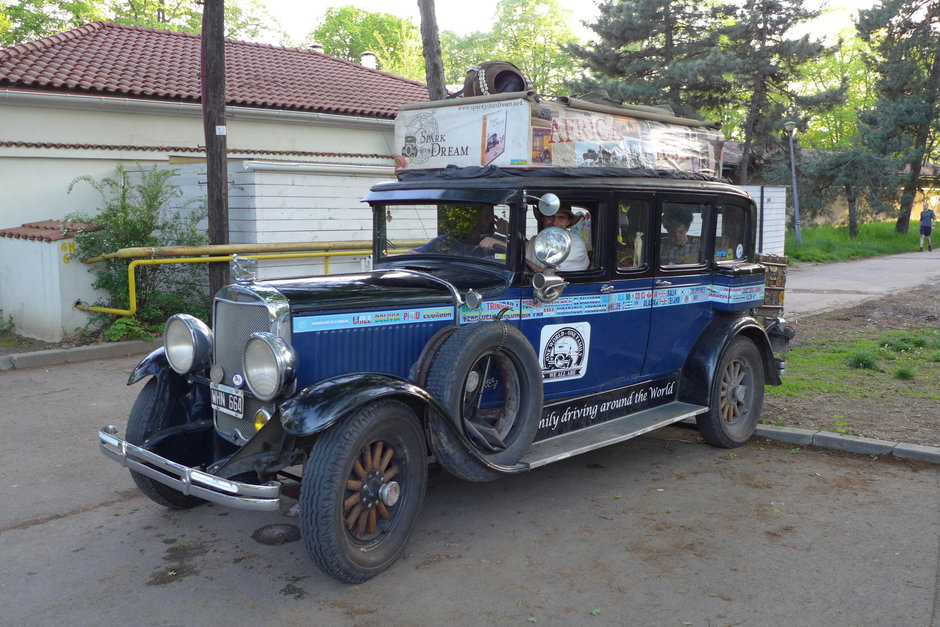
[525,206,589,272]
[661,206,700,265]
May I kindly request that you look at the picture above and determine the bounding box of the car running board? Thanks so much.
[520,401,709,469]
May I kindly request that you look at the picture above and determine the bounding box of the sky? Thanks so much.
[263,0,880,46]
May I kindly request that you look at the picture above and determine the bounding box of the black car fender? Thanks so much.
[280,373,449,438]
[126,346,211,425]
[679,314,781,406]
[280,372,528,475]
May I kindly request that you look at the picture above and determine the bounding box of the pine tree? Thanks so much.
[565,0,731,119]
[857,0,940,233]
[720,0,844,184]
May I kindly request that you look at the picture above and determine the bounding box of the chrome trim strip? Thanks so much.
[99,428,281,511]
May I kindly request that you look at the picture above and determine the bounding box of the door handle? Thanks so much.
[655,279,673,287]
[600,284,615,293]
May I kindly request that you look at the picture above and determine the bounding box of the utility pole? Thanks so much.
[201,0,229,298]
[417,0,447,100]
[783,121,803,246]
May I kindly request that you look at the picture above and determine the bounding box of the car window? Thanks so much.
[379,203,511,266]
[659,202,706,267]
[615,198,650,270]
[714,204,748,262]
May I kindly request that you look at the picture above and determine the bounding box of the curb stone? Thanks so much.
[756,424,940,465]
[0,340,159,371]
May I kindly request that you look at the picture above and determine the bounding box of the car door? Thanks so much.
[643,197,714,376]
[519,194,653,402]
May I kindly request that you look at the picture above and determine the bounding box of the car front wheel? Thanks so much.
[300,399,427,583]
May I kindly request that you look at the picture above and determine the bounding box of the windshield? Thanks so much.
[377,203,511,266]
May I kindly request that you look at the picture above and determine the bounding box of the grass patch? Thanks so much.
[768,327,940,401]
[785,221,917,262]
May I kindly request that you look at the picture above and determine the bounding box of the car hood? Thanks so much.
[262,262,512,315]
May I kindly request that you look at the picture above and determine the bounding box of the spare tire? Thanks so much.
[425,321,543,482]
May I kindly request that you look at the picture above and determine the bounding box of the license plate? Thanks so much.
[210,382,244,419]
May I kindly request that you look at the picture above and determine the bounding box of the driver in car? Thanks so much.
[412,206,506,257]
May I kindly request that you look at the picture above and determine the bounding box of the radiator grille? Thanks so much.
[212,296,278,443]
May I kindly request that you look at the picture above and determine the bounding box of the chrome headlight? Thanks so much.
[242,332,296,401]
[533,226,571,268]
[163,314,212,374]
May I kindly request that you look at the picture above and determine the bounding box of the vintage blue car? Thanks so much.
[99,166,791,584]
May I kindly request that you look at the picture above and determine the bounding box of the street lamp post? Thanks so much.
[784,120,803,246]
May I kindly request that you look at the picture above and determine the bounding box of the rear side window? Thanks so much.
[615,198,650,270]
[659,202,705,267]
[714,204,749,262]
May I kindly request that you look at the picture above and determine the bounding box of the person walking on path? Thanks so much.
[920,200,935,252]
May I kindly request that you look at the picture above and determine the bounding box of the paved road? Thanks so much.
[784,250,940,319]
[1,355,938,626]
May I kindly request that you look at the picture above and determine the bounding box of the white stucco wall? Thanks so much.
[738,185,787,256]
[0,236,105,341]
[0,92,395,227]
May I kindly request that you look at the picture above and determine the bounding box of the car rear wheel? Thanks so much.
[697,336,764,448]
[300,399,427,583]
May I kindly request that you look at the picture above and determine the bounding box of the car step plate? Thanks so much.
[520,401,708,469]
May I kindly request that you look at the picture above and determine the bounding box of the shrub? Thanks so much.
[846,351,878,370]
[67,165,209,335]
[893,367,915,381]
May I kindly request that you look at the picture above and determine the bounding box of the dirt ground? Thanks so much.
[764,277,940,448]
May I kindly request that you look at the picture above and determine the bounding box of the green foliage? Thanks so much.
[785,221,917,261]
[829,419,857,436]
[0,315,14,334]
[1,0,104,47]
[310,6,424,80]
[846,351,878,370]
[1,0,282,47]
[103,316,153,342]
[443,0,579,95]
[66,164,209,330]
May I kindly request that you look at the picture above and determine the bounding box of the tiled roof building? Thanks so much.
[0,21,429,118]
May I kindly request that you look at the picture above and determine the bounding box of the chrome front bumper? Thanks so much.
[99,426,282,511]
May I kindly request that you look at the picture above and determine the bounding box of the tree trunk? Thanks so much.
[417,0,447,100]
[845,183,859,238]
[736,81,765,185]
[201,0,229,298]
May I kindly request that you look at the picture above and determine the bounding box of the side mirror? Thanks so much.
[537,193,561,217]
[524,192,561,216]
